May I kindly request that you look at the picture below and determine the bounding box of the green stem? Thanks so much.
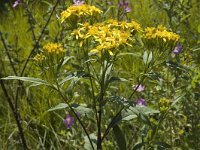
[84,48,98,125]
[55,86,95,150]
[101,59,151,142]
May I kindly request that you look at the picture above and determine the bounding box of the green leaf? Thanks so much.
[122,106,159,121]
[84,133,97,150]
[48,103,68,112]
[109,96,134,107]
[105,62,113,81]
[133,106,160,115]
[118,52,140,57]
[143,51,148,64]
[143,51,152,64]
[113,125,127,150]
[67,77,80,91]
[1,76,50,86]
[132,142,147,150]
[59,74,74,85]
[41,0,53,7]
[62,56,74,66]
[108,77,127,83]
[71,104,92,115]
[166,61,188,72]
[143,51,153,64]
[48,103,92,115]
[198,24,200,33]
[153,141,171,149]
[148,51,153,63]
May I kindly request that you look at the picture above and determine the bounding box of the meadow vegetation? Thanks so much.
[0,0,200,149]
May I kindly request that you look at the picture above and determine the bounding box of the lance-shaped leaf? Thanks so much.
[1,76,50,86]
[48,103,92,115]
[48,103,68,112]
[143,51,152,64]
[113,125,127,150]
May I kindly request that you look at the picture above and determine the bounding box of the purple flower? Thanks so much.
[133,84,145,92]
[136,98,146,106]
[13,0,20,8]
[64,115,75,128]
[173,44,182,55]
[73,0,84,6]
[118,1,132,13]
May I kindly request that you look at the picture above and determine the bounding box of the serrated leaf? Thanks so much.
[113,125,127,150]
[109,96,134,107]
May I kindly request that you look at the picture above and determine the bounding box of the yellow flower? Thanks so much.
[106,19,141,32]
[33,54,45,62]
[159,97,172,113]
[71,19,140,55]
[43,43,64,54]
[60,4,102,23]
[144,25,180,42]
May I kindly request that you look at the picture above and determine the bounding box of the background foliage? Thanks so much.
[0,0,200,149]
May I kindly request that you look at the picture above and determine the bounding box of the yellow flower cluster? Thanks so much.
[159,97,172,113]
[60,4,102,23]
[43,43,64,54]
[71,20,141,55]
[33,54,45,62]
[144,25,180,42]
[106,19,141,32]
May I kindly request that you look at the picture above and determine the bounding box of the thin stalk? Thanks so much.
[0,32,29,148]
[55,86,95,150]
[83,45,98,127]
[97,57,109,149]
[20,0,60,77]
[21,1,37,43]
[0,73,28,150]
[86,59,99,124]
[0,33,18,76]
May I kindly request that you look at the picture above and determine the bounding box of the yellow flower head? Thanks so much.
[106,19,141,32]
[159,97,172,113]
[144,25,180,42]
[71,19,141,55]
[43,43,64,54]
[33,54,45,62]
[60,4,102,23]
